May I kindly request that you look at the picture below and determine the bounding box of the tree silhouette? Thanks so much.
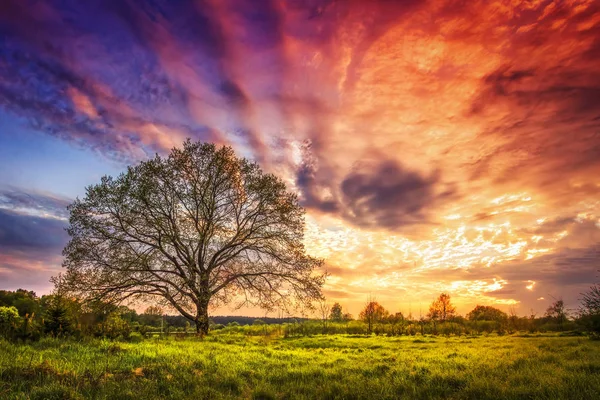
[329,302,343,322]
[581,281,600,335]
[467,305,507,322]
[61,141,325,335]
[545,299,567,328]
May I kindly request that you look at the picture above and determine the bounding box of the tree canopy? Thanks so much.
[61,140,325,334]
[467,305,508,322]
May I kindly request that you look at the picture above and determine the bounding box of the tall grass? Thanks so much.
[1,334,599,399]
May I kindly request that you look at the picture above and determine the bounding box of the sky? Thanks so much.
[1,0,599,318]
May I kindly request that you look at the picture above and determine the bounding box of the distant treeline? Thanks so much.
[210,316,309,326]
[1,289,599,341]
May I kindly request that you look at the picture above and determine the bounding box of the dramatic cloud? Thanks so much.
[0,186,71,218]
[0,188,71,292]
[340,160,454,230]
[0,209,67,253]
[1,0,599,314]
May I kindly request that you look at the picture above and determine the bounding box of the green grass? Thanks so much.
[1,334,599,399]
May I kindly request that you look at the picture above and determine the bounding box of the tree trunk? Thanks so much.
[195,305,210,336]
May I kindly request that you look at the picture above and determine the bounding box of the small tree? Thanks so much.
[43,296,73,338]
[317,300,330,332]
[582,284,600,314]
[581,283,600,335]
[428,293,456,323]
[359,301,389,334]
[329,302,343,322]
[545,299,567,329]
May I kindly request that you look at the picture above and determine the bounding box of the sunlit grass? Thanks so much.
[1,334,599,399]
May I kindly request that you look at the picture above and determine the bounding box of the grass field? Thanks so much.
[1,333,599,399]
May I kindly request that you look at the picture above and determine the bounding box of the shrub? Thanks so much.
[104,314,131,339]
[0,306,20,338]
[127,332,144,343]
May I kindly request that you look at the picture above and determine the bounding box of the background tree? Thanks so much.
[329,302,343,322]
[0,289,40,317]
[317,300,330,332]
[139,306,163,327]
[0,306,19,338]
[467,305,508,322]
[582,282,600,315]
[581,282,600,335]
[61,141,325,335]
[359,301,389,334]
[545,299,567,328]
[43,296,73,338]
[387,311,404,335]
[428,293,456,323]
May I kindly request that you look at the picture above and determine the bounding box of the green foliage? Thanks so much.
[0,289,40,317]
[329,302,343,321]
[0,306,19,324]
[0,306,20,338]
[43,297,73,338]
[103,313,131,339]
[128,332,144,343]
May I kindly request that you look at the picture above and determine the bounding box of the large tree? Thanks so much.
[62,141,325,334]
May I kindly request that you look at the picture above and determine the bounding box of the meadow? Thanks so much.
[1,333,599,400]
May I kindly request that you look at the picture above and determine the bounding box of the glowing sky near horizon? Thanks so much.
[1,0,599,317]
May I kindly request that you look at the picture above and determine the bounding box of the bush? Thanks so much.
[104,314,131,339]
[0,306,20,339]
[127,332,144,343]
[579,312,600,338]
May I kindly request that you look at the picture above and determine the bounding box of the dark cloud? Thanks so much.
[296,157,456,231]
[502,247,600,288]
[0,209,68,253]
[340,160,454,230]
[296,163,339,213]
